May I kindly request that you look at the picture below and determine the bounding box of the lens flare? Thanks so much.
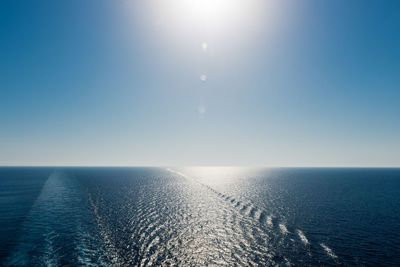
[202,42,208,52]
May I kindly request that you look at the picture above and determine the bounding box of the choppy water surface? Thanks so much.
[1,167,400,266]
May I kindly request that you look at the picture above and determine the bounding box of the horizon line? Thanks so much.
[0,165,400,168]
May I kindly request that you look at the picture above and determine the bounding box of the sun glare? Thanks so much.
[145,0,269,39]
[175,0,242,28]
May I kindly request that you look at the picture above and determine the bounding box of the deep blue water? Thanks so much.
[0,167,399,266]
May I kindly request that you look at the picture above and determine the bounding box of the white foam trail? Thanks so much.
[266,215,273,227]
[88,193,120,264]
[284,257,293,266]
[320,243,338,259]
[166,168,188,178]
[43,230,58,267]
[297,230,309,245]
[255,209,262,221]
[279,223,289,235]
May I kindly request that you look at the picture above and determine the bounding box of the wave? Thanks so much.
[5,172,107,266]
[297,230,309,245]
[279,223,289,235]
[320,243,338,259]
[166,168,340,265]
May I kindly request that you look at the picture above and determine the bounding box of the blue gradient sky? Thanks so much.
[1,0,399,166]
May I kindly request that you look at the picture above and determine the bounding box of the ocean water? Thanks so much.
[0,167,399,266]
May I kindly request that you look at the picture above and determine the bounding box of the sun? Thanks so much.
[175,0,241,28]
[146,0,264,37]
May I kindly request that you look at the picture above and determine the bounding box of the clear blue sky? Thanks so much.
[1,0,399,166]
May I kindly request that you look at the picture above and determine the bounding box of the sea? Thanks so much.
[0,167,399,266]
